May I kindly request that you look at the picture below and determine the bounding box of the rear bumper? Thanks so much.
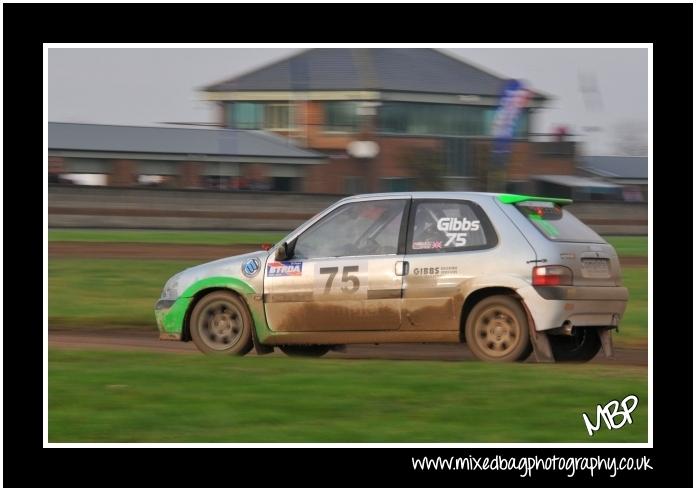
[534,285,629,301]
[518,285,629,331]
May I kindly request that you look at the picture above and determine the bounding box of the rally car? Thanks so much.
[154,192,628,362]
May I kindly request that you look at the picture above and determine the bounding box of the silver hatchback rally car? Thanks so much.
[155,192,628,362]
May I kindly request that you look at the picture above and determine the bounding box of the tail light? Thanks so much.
[532,265,573,286]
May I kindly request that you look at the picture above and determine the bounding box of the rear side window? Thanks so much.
[514,201,604,243]
[408,200,497,253]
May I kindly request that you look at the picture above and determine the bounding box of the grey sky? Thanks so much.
[47,47,648,155]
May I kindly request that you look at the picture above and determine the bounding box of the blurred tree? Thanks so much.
[612,120,648,156]
[403,148,446,191]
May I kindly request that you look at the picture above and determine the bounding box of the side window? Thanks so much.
[293,200,406,259]
[408,200,496,253]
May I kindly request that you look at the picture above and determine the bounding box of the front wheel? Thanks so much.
[465,295,532,362]
[548,328,602,362]
[189,291,254,356]
[279,345,331,357]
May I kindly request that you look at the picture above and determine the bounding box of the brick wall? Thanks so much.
[107,159,138,186]
[302,136,443,194]
[303,101,355,150]
[177,162,204,188]
[48,156,65,174]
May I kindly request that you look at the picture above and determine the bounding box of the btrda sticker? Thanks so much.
[267,261,303,277]
[437,217,481,247]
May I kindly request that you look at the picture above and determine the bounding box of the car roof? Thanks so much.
[345,191,501,200]
[341,192,573,207]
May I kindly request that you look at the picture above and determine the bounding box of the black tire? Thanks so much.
[279,345,331,357]
[548,328,602,362]
[465,295,532,362]
[189,291,254,356]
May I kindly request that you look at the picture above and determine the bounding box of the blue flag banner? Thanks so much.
[491,79,531,157]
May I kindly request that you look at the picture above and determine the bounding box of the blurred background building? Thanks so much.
[202,48,578,194]
[48,48,647,204]
[48,122,324,191]
[47,48,648,233]
[577,155,648,200]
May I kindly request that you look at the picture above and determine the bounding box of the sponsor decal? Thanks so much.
[267,261,303,277]
[412,266,458,276]
[437,217,480,232]
[241,258,261,277]
[412,240,443,250]
[437,217,481,247]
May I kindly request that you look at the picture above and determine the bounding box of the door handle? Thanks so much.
[395,261,409,276]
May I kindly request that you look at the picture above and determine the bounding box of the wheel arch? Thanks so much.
[181,287,237,341]
[179,276,257,342]
[459,286,522,343]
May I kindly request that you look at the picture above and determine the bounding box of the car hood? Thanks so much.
[176,250,270,297]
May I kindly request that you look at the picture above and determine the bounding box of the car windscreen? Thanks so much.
[514,201,605,243]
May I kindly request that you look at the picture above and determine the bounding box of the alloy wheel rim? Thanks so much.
[198,300,243,350]
[474,305,520,358]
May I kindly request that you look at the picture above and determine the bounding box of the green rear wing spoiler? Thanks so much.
[497,194,573,206]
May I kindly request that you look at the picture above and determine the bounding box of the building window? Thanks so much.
[379,177,412,192]
[227,102,294,130]
[324,101,360,132]
[344,176,365,195]
[379,102,486,136]
[378,102,529,138]
[203,175,232,190]
[515,110,529,136]
[271,176,300,192]
[264,104,293,130]
[230,102,263,129]
[442,137,474,177]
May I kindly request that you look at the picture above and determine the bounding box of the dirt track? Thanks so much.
[49,242,648,265]
[48,242,647,365]
[49,242,257,260]
[48,328,647,366]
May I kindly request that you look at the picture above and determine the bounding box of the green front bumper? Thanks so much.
[154,297,193,340]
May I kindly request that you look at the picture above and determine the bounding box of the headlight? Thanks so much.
[161,273,182,300]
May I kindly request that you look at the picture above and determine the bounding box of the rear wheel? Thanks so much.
[548,327,601,362]
[189,291,253,356]
[279,345,331,357]
[465,295,532,362]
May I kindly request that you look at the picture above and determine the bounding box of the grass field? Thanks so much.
[48,259,199,327]
[48,229,648,257]
[616,267,648,347]
[48,228,288,245]
[603,236,649,258]
[47,258,648,347]
[48,349,648,443]
[47,231,648,443]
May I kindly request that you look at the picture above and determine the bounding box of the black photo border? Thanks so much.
[4,2,691,488]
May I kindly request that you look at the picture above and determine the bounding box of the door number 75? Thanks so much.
[319,266,360,295]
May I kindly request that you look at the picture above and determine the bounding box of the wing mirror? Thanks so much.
[275,239,296,261]
[275,242,288,261]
